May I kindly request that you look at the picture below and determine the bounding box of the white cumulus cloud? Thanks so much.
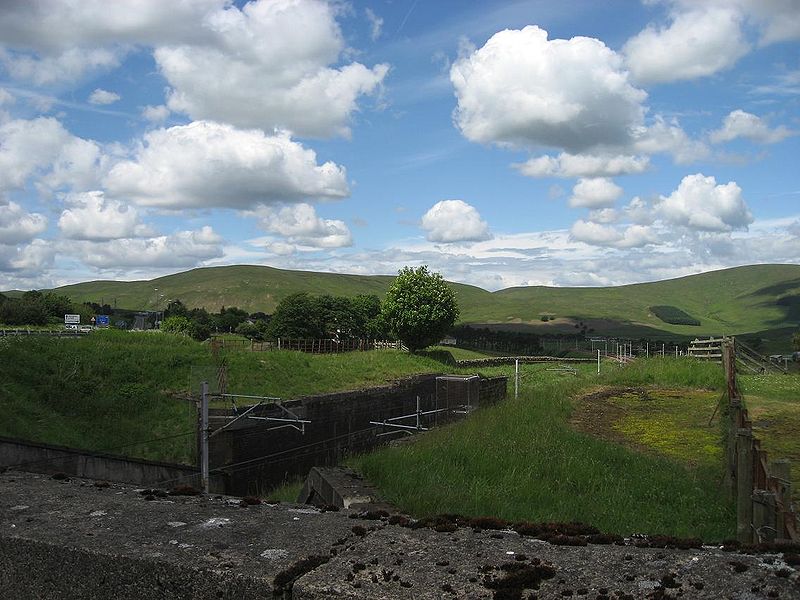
[58,191,151,241]
[156,0,388,137]
[104,121,349,210]
[632,116,709,164]
[0,0,223,84]
[0,239,54,273]
[421,200,491,243]
[88,88,120,105]
[0,201,47,244]
[70,226,223,269]
[450,26,647,153]
[515,153,650,178]
[623,6,750,84]
[141,104,170,124]
[656,173,753,232]
[250,203,352,249]
[710,110,794,144]
[570,220,657,249]
[0,116,103,199]
[0,1,387,137]
[569,178,623,209]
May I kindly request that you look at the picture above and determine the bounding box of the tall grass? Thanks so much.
[0,330,205,463]
[598,356,725,389]
[0,334,449,462]
[352,359,735,540]
[220,348,448,399]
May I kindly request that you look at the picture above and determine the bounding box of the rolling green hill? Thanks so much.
[9,263,800,346]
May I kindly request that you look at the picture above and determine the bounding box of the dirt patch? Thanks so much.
[569,387,655,456]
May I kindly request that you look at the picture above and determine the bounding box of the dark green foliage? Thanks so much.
[381,266,459,353]
[452,325,543,355]
[214,305,249,332]
[650,305,701,326]
[268,292,322,338]
[0,290,89,326]
[164,299,189,318]
[793,331,800,351]
[267,292,386,340]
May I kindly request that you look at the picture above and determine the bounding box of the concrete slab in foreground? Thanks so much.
[2,471,799,599]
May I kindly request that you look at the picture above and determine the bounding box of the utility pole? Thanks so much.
[514,359,519,400]
[200,381,209,494]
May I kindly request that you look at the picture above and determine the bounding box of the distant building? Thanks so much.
[440,335,457,346]
[133,312,152,330]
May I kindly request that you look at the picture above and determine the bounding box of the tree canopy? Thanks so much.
[381,266,459,353]
[266,292,386,340]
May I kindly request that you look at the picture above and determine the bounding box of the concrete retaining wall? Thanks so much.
[0,436,225,492]
[214,375,507,495]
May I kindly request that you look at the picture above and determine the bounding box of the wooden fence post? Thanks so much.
[752,490,777,543]
[736,428,754,543]
[770,459,793,539]
[726,398,742,495]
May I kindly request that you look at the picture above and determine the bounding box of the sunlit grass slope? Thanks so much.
[352,359,736,540]
[0,331,448,463]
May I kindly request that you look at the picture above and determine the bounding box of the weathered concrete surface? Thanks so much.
[0,471,365,599]
[295,526,800,599]
[2,471,799,599]
[298,466,393,511]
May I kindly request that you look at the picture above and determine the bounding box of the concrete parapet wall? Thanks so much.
[0,436,225,492]
[0,537,269,599]
[2,472,798,599]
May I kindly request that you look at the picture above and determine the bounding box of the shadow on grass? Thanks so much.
[416,349,456,366]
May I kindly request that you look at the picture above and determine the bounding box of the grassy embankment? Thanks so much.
[0,330,449,464]
[352,358,740,540]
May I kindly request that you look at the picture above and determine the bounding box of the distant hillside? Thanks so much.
[51,264,494,316]
[469,264,800,339]
[14,263,800,345]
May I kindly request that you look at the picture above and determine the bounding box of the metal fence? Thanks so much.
[210,337,402,354]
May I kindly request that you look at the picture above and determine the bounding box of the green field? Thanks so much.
[352,358,741,540]
[4,332,798,540]
[9,263,799,352]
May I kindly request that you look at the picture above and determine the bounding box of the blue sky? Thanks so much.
[0,0,798,292]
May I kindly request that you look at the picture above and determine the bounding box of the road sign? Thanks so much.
[64,314,80,325]
[96,315,110,327]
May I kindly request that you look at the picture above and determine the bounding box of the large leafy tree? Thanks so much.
[267,292,324,338]
[381,266,459,353]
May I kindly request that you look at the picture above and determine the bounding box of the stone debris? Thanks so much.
[166,521,186,528]
[261,548,290,559]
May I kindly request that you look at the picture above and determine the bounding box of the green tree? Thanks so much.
[267,292,323,338]
[161,315,192,335]
[381,266,459,353]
